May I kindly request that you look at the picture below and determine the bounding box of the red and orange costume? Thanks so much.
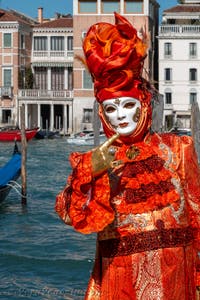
[55,13,200,299]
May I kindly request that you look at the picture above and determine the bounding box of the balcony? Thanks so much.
[32,50,73,65]
[0,87,13,98]
[18,89,73,101]
[159,25,200,37]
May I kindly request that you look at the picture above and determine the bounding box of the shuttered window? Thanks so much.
[79,0,97,13]
[83,70,93,89]
[4,33,12,48]
[51,67,64,90]
[34,37,47,51]
[125,0,143,13]
[50,37,64,51]
[4,69,12,86]
[102,0,120,13]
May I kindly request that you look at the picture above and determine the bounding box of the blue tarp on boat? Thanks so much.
[0,153,21,187]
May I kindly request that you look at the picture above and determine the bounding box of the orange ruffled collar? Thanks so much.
[111,138,180,215]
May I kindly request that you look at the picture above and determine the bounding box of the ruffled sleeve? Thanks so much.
[59,151,114,234]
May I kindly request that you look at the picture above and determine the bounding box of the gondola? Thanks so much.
[0,143,21,202]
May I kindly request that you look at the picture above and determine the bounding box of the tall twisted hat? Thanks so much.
[82,12,153,143]
[82,12,151,104]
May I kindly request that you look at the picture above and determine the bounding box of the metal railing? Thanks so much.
[0,86,13,97]
[18,89,73,99]
[159,25,200,36]
[32,50,73,58]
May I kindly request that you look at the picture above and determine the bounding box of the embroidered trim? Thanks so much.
[112,141,181,214]
[125,179,174,204]
[122,154,165,177]
[170,177,185,223]
[99,227,194,257]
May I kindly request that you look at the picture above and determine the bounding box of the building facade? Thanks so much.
[0,2,159,134]
[18,10,74,134]
[159,0,200,130]
[0,9,37,127]
[73,0,159,133]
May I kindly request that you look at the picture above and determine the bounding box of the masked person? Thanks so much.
[55,13,200,300]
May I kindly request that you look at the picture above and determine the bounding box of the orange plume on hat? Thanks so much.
[82,12,150,104]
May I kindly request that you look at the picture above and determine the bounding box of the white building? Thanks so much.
[158,0,200,130]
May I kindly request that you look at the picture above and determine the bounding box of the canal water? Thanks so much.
[0,139,96,300]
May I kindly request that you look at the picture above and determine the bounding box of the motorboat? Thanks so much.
[168,127,191,136]
[66,130,106,146]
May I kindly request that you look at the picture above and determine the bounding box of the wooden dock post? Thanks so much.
[20,104,27,205]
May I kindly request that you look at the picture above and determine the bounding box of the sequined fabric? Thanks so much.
[99,227,194,257]
[55,133,200,299]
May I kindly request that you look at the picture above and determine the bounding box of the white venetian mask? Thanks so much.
[102,97,141,136]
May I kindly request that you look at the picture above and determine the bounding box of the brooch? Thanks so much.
[126,145,140,160]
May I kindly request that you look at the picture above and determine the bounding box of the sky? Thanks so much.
[0,0,178,20]
[0,0,73,19]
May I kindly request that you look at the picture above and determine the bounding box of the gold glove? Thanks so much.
[92,133,120,177]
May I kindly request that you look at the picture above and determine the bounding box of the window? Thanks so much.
[83,108,93,123]
[50,37,64,51]
[3,33,11,48]
[164,43,172,57]
[51,67,64,90]
[189,68,197,81]
[68,67,73,90]
[165,92,172,104]
[102,0,120,13]
[67,36,73,51]
[189,43,197,57]
[34,67,47,89]
[2,110,11,123]
[79,0,97,13]
[19,69,25,88]
[82,31,87,39]
[164,68,172,81]
[34,37,47,51]
[20,34,25,49]
[124,0,143,13]
[190,92,197,104]
[83,69,93,89]
[3,69,12,86]
[149,2,154,19]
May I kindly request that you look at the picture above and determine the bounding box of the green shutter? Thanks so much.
[4,33,11,48]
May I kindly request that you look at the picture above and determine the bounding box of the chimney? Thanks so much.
[38,7,43,23]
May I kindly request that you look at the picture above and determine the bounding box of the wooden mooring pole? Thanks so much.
[20,104,27,205]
